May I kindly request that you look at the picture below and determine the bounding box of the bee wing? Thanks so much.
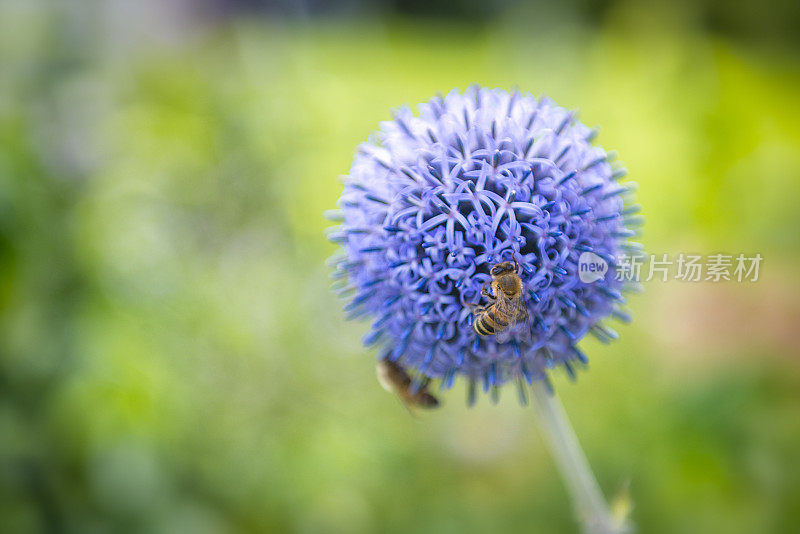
[490,295,517,343]
[494,327,514,344]
[514,300,533,343]
[494,297,531,344]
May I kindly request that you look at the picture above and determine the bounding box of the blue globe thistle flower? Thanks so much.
[327,86,640,404]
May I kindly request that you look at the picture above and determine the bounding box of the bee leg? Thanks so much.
[480,283,494,301]
[470,305,485,328]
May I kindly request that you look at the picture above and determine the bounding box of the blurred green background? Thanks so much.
[1,0,799,532]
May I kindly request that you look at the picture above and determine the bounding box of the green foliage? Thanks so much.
[1,4,799,533]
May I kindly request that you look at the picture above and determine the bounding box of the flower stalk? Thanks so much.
[530,382,629,534]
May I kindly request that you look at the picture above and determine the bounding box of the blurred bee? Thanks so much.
[376,358,440,410]
[473,259,531,343]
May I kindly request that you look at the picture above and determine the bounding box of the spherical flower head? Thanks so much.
[327,86,640,402]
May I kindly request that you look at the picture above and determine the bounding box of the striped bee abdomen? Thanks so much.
[474,315,494,336]
[474,307,508,337]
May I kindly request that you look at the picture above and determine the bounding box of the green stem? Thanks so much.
[530,381,629,534]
